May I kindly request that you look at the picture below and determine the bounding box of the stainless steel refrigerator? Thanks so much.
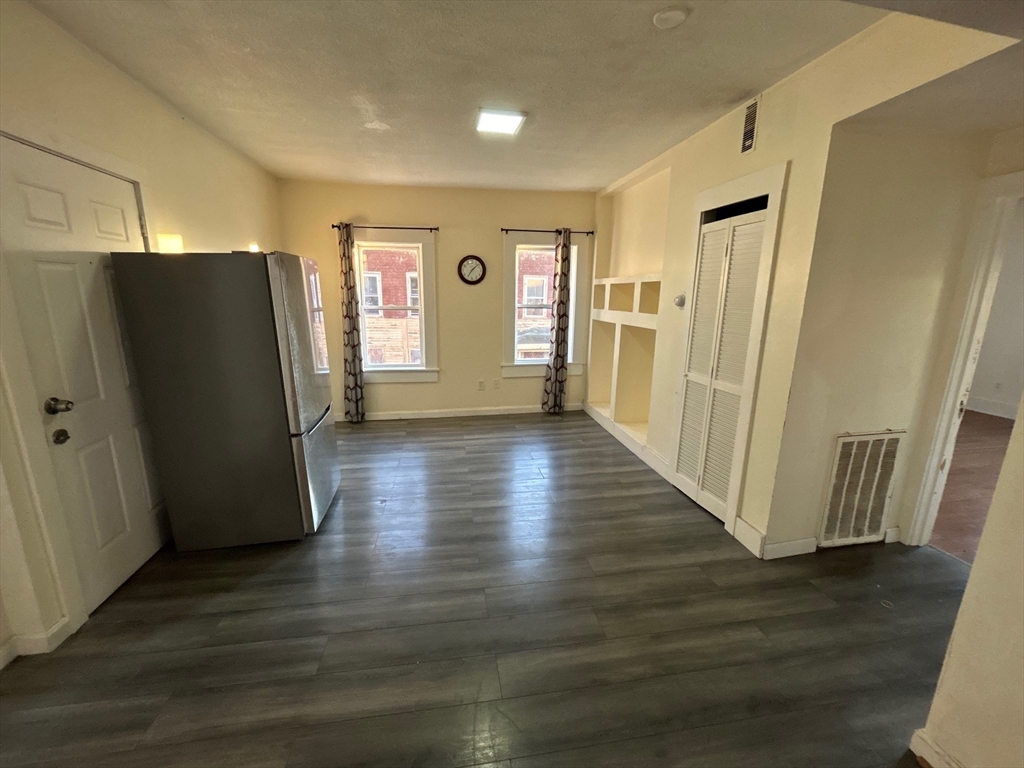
[112,250,339,551]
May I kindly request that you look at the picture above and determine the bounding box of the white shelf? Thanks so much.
[618,421,649,445]
[592,273,662,285]
[591,308,657,330]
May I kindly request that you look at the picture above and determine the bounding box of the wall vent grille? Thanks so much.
[741,99,759,154]
[819,431,904,547]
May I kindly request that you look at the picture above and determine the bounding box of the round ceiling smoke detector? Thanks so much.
[652,7,689,29]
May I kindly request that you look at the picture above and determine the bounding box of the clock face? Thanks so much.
[458,255,486,285]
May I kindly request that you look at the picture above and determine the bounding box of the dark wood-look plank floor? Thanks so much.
[930,409,1015,564]
[0,412,968,768]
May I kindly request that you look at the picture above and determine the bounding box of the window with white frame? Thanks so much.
[354,232,437,376]
[301,257,330,373]
[504,235,585,371]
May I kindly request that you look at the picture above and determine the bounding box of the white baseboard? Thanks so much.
[344,403,584,422]
[732,517,765,558]
[911,729,966,768]
[885,526,901,543]
[0,615,74,669]
[763,537,817,560]
[583,403,674,482]
[966,399,1019,420]
[585,402,765,558]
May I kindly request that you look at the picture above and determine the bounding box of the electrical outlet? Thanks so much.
[477,379,485,391]
[493,379,500,389]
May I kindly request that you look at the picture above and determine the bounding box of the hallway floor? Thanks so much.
[930,409,1015,564]
[0,413,967,767]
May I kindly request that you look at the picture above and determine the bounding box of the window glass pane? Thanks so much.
[515,247,555,361]
[364,309,422,366]
[358,245,423,367]
[301,258,329,372]
[516,306,552,361]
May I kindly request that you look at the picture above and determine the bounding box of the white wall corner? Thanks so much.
[762,537,818,560]
[732,517,765,558]
[911,729,968,768]
[0,639,17,670]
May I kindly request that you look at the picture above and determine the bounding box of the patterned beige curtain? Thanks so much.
[542,228,572,414]
[337,223,365,423]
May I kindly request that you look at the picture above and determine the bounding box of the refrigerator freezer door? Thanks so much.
[292,403,339,532]
[111,252,305,550]
[267,252,333,434]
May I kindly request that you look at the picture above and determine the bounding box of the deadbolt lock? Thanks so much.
[52,429,71,445]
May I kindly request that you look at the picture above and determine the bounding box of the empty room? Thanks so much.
[0,1,1022,767]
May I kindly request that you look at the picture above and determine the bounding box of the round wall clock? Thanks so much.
[458,255,486,285]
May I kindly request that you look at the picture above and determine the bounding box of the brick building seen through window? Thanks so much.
[515,248,558,361]
[358,245,422,366]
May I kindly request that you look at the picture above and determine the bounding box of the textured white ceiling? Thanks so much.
[33,0,885,190]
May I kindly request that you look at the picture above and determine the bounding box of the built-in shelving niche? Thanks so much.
[587,275,661,448]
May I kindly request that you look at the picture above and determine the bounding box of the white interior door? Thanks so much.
[674,209,768,522]
[0,137,165,613]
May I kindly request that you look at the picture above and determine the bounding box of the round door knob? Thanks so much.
[44,397,75,415]
[52,429,71,445]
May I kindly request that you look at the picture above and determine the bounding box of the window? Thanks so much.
[521,274,549,317]
[353,229,437,381]
[515,249,556,361]
[406,272,419,312]
[362,272,382,317]
[301,257,329,372]
[503,233,588,376]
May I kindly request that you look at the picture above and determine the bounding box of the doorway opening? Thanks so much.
[929,198,1022,563]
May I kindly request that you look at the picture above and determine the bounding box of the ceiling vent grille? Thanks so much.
[741,99,759,154]
[819,431,904,547]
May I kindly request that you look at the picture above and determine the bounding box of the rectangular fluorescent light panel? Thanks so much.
[477,110,525,135]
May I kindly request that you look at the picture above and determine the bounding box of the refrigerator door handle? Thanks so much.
[292,403,331,438]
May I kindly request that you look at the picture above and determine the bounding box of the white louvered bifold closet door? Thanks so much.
[675,210,767,521]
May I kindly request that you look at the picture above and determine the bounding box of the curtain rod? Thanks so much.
[332,223,439,232]
[501,227,595,236]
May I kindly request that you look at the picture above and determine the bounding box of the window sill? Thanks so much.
[364,368,439,383]
[501,363,584,379]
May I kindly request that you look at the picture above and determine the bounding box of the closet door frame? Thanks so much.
[673,162,789,537]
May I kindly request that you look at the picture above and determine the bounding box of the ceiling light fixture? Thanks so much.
[477,110,525,135]
[652,7,689,29]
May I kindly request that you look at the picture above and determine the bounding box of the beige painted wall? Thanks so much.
[985,125,1024,178]
[599,14,1012,532]
[278,180,596,416]
[0,0,280,252]
[607,169,670,279]
[768,127,988,544]
[915,396,1024,767]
